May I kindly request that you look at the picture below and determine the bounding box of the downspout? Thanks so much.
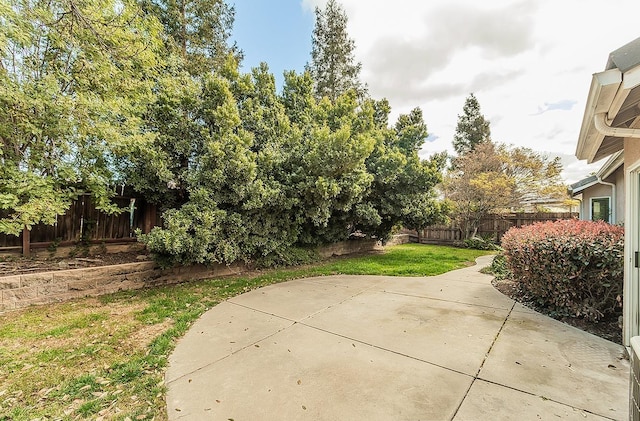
[596,177,616,223]
[567,185,583,219]
[574,197,583,219]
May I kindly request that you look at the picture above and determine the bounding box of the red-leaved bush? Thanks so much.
[501,219,623,321]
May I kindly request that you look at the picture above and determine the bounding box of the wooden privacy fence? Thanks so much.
[0,195,159,256]
[409,212,579,245]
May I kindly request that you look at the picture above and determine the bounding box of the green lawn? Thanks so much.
[309,243,492,276]
[0,244,492,420]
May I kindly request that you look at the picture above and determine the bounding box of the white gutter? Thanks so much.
[594,113,640,139]
[573,196,583,219]
[596,177,616,223]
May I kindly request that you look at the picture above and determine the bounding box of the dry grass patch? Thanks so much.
[0,297,176,420]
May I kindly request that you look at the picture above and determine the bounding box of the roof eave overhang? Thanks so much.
[596,150,624,180]
[575,69,625,163]
[576,64,640,163]
[570,182,599,196]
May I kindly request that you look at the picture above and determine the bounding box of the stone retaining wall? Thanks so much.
[385,234,412,246]
[0,239,381,313]
[317,238,383,258]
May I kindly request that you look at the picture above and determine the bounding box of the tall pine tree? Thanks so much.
[452,93,491,155]
[305,0,365,101]
[141,0,241,76]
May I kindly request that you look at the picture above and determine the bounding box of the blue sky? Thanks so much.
[230,1,313,88]
[228,0,640,184]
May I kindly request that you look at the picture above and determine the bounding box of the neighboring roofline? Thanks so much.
[518,193,569,204]
[569,175,599,195]
[569,150,623,197]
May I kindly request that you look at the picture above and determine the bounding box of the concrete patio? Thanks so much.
[165,255,629,420]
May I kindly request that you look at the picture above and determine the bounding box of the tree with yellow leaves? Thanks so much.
[444,142,566,239]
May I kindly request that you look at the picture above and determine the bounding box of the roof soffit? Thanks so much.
[576,37,640,164]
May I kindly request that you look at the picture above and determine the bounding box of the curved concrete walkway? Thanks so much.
[166,256,629,420]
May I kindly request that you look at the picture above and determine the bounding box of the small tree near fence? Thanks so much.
[445,94,567,240]
[444,142,567,239]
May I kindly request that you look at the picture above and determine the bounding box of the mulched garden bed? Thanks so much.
[0,251,149,277]
[492,277,623,345]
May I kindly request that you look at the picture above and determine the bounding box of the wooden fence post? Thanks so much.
[143,203,158,234]
[22,227,30,257]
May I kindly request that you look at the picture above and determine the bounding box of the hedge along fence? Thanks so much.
[501,219,624,322]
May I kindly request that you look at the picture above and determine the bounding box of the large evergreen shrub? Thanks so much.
[501,219,623,321]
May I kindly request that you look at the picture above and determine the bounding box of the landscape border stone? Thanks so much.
[0,239,383,313]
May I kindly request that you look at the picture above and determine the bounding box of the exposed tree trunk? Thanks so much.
[180,0,187,58]
[22,227,30,257]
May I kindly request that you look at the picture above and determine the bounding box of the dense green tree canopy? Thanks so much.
[137,56,448,266]
[0,0,162,235]
[356,105,447,241]
[0,0,450,268]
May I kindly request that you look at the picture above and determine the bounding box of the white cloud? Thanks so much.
[331,0,640,183]
[300,0,323,12]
